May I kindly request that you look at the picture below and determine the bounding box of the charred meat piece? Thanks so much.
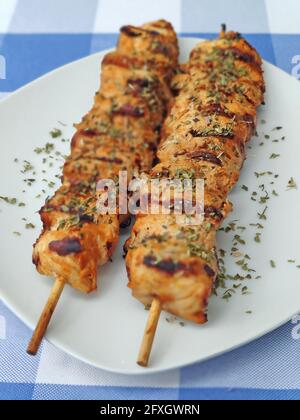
[126,30,264,323]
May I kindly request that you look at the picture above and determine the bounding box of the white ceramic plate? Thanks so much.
[0,38,300,375]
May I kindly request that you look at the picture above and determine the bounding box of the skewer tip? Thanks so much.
[137,298,162,367]
[221,23,227,37]
[26,348,37,357]
[26,277,65,356]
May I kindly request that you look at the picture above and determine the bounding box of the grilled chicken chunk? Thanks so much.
[125,31,265,323]
[33,20,179,293]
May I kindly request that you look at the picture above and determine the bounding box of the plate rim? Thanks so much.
[1,291,298,376]
[1,36,299,108]
[0,37,300,375]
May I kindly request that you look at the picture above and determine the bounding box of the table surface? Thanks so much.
[0,0,300,400]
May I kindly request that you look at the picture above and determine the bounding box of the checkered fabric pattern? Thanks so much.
[0,0,300,400]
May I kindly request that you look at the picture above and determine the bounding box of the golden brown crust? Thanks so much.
[126,31,264,323]
[33,20,179,292]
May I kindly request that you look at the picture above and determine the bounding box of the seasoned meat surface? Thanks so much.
[125,31,265,322]
[33,20,179,292]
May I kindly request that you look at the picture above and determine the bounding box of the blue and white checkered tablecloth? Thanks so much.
[0,0,300,401]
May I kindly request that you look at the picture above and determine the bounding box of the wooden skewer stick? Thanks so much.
[137,298,162,367]
[27,277,65,356]
[220,23,227,38]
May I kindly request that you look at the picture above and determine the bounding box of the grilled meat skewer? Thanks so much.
[28,20,179,355]
[126,30,265,362]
